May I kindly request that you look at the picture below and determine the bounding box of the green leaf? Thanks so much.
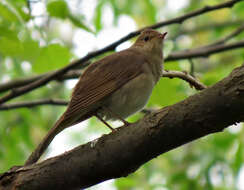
[144,0,156,23]
[115,177,137,189]
[0,2,19,22]
[68,14,94,33]
[149,68,187,107]
[46,0,93,33]
[0,36,22,56]
[0,25,17,39]
[0,33,40,62]
[232,141,243,174]
[33,43,71,73]
[93,1,105,33]
[7,0,31,22]
[109,0,120,25]
[47,0,69,19]
[212,133,236,150]
[233,1,244,17]
[21,40,40,62]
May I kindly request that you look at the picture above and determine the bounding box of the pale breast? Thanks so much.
[99,71,156,120]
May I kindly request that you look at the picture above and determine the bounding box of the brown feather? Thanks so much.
[25,29,167,166]
[62,48,148,126]
[24,48,149,165]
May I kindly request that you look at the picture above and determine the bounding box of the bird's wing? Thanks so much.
[63,48,148,124]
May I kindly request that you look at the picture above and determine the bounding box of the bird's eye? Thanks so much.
[144,36,149,42]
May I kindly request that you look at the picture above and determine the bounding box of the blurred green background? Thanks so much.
[0,0,244,189]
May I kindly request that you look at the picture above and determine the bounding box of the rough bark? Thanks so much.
[1,64,244,190]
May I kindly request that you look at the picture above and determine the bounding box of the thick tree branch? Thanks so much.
[0,0,242,104]
[1,64,244,190]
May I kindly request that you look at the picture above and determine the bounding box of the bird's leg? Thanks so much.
[102,106,131,126]
[95,114,116,131]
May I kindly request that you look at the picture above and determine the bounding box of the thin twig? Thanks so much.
[0,99,68,110]
[0,73,47,93]
[170,19,244,39]
[166,40,244,61]
[0,62,88,104]
[148,0,243,29]
[203,24,244,47]
[0,69,84,93]
[189,59,195,77]
[162,70,207,90]
[0,0,241,104]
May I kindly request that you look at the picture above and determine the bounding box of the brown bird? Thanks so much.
[25,29,167,166]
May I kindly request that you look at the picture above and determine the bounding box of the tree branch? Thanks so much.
[148,0,243,29]
[1,37,243,95]
[162,70,206,90]
[166,40,244,61]
[0,99,68,110]
[0,74,47,94]
[0,70,206,110]
[170,19,244,39]
[203,24,244,47]
[1,63,244,190]
[0,0,242,104]
[0,70,83,94]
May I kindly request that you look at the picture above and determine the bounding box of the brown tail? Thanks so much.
[24,114,71,166]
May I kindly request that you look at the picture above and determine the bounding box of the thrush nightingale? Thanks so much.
[25,29,167,166]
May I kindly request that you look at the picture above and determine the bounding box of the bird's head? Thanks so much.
[133,29,167,55]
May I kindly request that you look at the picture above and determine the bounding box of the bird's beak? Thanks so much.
[159,32,167,39]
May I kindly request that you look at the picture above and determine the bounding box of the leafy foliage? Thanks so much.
[0,0,244,189]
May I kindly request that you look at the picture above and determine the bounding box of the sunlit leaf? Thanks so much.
[33,43,71,73]
[7,0,31,22]
[68,14,94,33]
[0,37,22,56]
[47,0,69,19]
[232,141,243,174]
[233,1,244,17]
[144,0,156,23]
[109,0,120,25]
[93,0,105,33]
[0,35,40,62]
[0,1,19,22]
[115,177,137,189]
